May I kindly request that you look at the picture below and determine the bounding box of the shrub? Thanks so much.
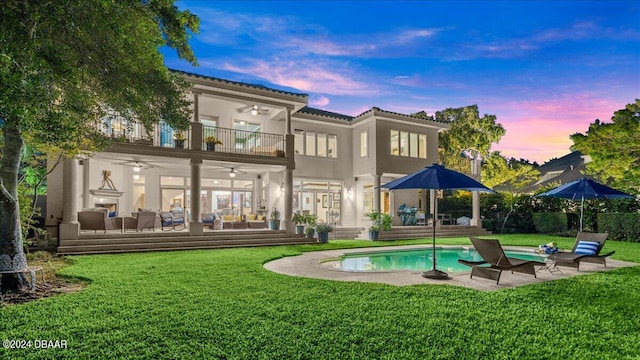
[532,212,567,234]
[315,222,333,233]
[598,213,640,242]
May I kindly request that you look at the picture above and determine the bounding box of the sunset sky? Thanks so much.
[163,1,640,164]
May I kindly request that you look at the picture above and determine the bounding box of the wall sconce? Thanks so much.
[279,183,285,197]
[346,186,353,199]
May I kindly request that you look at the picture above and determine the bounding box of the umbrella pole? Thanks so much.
[422,200,448,280]
[580,195,584,232]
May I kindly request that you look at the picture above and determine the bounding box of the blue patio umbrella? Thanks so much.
[537,177,635,231]
[380,163,494,279]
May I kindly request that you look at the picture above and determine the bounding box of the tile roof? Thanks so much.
[170,69,308,98]
[503,151,592,193]
[355,107,447,124]
[297,106,354,121]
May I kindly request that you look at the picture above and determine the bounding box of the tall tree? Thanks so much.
[0,0,198,290]
[415,105,506,174]
[570,99,640,194]
[482,152,540,232]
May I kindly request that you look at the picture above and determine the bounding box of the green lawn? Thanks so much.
[2,235,640,359]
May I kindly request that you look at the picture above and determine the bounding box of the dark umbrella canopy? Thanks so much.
[381,164,493,192]
[537,177,634,200]
[380,164,494,279]
[537,178,635,231]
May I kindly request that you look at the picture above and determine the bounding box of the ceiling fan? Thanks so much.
[117,160,156,171]
[237,104,269,116]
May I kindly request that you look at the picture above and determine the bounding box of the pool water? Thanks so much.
[339,247,545,273]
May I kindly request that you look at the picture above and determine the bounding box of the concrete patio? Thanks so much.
[264,244,638,291]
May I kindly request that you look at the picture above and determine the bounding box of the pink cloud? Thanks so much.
[222,59,380,96]
[309,95,330,107]
[489,94,624,163]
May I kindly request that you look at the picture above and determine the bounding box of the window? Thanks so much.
[400,131,409,156]
[390,130,399,156]
[294,129,304,155]
[295,130,338,158]
[360,130,368,157]
[328,134,337,158]
[390,129,427,159]
[233,120,261,150]
[305,131,316,156]
[419,134,427,158]
[409,133,418,157]
[317,133,327,157]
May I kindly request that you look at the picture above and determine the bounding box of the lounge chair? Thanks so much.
[458,237,546,284]
[548,232,613,271]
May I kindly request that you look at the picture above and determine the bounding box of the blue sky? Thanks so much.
[163,0,640,163]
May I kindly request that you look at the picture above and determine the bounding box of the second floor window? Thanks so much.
[294,129,337,158]
[390,130,427,159]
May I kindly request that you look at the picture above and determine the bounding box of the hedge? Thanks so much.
[598,212,640,242]
[532,212,567,233]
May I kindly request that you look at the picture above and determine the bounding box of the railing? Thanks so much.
[203,125,285,157]
[97,118,284,157]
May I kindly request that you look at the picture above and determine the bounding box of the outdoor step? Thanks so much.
[58,237,318,255]
[355,226,492,240]
[64,232,304,247]
[58,240,320,255]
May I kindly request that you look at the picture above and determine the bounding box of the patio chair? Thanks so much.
[548,232,613,271]
[458,237,546,285]
[124,211,157,232]
[159,211,186,231]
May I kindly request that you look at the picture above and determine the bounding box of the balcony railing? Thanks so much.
[97,118,284,158]
[203,125,285,157]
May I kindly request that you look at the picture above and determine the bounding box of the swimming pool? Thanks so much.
[339,247,545,273]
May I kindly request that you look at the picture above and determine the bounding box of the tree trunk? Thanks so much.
[0,117,28,291]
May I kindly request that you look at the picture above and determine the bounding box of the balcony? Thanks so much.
[98,118,285,158]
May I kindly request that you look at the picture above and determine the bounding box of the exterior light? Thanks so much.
[133,165,141,172]
[229,168,237,178]
[346,186,353,199]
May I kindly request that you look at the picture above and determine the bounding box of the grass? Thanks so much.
[1,234,640,359]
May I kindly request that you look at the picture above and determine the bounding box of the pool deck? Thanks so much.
[263,245,638,291]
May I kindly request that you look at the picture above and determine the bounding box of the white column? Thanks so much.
[373,173,381,212]
[284,168,293,234]
[190,158,203,235]
[285,108,292,135]
[59,158,80,240]
[82,159,91,209]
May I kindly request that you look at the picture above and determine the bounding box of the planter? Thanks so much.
[269,219,280,230]
[317,232,329,243]
[306,229,315,239]
[369,230,379,241]
[174,139,185,148]
[295,225,305,235]
[206,142,216,151]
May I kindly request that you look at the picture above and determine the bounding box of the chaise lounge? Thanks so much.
[548,232,613,271]
[458,236,546,285]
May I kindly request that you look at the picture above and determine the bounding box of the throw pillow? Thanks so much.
[575,241,600,255]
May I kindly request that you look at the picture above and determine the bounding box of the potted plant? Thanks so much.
[292,211,305,235]
[269,208,281,230]
[315,222,333,243]
[174,131,186,148]
[204,136,222,151]
[366,210,392,240]
[304,214,317,239]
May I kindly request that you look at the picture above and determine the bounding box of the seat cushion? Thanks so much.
[575,241,599,255]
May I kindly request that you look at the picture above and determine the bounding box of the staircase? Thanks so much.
[355,225,492,241]
[58,229,317,255]
[332,226,365,240]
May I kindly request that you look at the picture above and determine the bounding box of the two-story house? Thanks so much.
[48,69,458,250]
